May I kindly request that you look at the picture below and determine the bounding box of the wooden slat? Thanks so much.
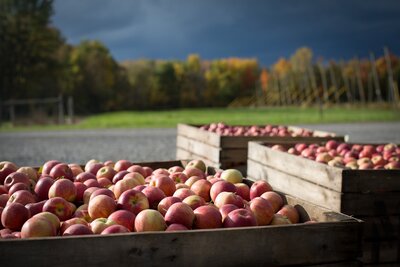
[176,135,221,163]
[247,159,343,212]
[342,169,400,193]
[176,148,220,169]
[177,123,221,147]
[362,239,400,264]
[360,215,400,240]
[0,220,362,267]
[248,141,344,192]
[308,261,362,267]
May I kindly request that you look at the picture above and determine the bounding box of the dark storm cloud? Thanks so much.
[53,0,400,66]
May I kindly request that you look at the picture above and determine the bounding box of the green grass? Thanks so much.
[1,106,399,132]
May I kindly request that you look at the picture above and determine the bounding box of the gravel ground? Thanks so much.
[0,122,399,166]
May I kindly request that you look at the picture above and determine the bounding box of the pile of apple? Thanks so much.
[199,122,332,137]
[0,159,313,239]
[271,140,400,170]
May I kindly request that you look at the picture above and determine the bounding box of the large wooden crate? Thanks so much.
[247,141,400,265]
[176,123,347,175]
[0,160,363,267]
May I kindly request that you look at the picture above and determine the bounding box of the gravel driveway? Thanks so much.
[0,122,399,167]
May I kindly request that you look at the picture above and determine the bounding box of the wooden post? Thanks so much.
[384,46,397,108]
[67,96,74,124]
[355,57,366,105]
[329,63,339,104]
[339,60,352,104]
[318,63,328,104]
[58,94,64,124]
[369,52,383,102]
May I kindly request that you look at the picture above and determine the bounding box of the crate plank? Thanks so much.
[176,147,220,169]
[176,135,221,163]
[362,239,400,264]
[177,123,221,147]
[360,215,400,240]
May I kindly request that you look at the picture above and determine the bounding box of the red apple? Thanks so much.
[41,160,61,176]
[185,160,207,172]
[220,169,243,184]
[142,166,153,177]
[16,166,39,182]
[114,160,133,172]
[0,194,9,208]
[63,224,93,236]
[112,170,130,184]
[68,163,84,177]
[101,224,130,234]
[260,191,284,213]
[141,186,166,209]
[75,172,97,183]
[1,202,29,231]
[126,165,147,178]
[325,140,339,150]
[49,163,73,181]
[193,205,222,229]
[271,144,286,152]
[113,176,142,199]
[183,167,206,179]
[277,204,300,224]
[149,175,176,196]
[219,204,239,221]
[214,192,244,209]
[89,188,115,201]
[8,182,30,196]
[108,210,136,232]
[249,197,274,226]
[88,195,116,220]
[134,209,167,232]
[169,172,188,184]
[86,162,105,176]
[190,179,212,202]
[172,188,195,201]
[90,218,116,234]
[60,217,88,234]
[117,189,149,215]
[96,166,117,181]
[0,161,18,184]
[48,178,77,202]
[84,178,101,188]
[223,208,257,228]
[270,214,292,225]
[166,224,189,231]
[210,180,236,202]
[184,176,203,188]
[83,187,101,204]
[25,200,46,217]
[21,213,57,238]
[4,172,30,190]
[168,166,184,174]
[74,182,88,203]
[182,195,206,210]
[157,196,181,216]
[385,161,400,170]
[43,197,76,221]
[249,180,272,200]
[7,190,36,206]
[164,202,195,229]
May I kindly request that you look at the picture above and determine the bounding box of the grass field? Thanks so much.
[1,106,399,131]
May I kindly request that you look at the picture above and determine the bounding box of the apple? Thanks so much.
[277,204,300,224]
[108,210,136,232]
[182,195,206,210]
[142,166,154,177]
[114,160,133,172]
[88,195,116,220]
[325,140,339,150]
[223,208,257,228]
[96,166,117,181]
[112,170,130,184]
[21,214,57,238]
[49,163,73,181]
[193,205,222,229]
[60,217,88,234]
[8,182,30,196]
[0,185,7,195]
[1,202,29,231]
[175,183,189,190]
[210,180,236,202]
[83,187,101,204]
[327,159,345,168]
[219,204,239,221]
[89,188,115,201]
[149,175,176,196]
[90,218,116,234]
[169,172,188,184]
[74,182,88,203]
[16,166,38,182]
[260,191,283,213]
[97,177,113,188]
[249,180,272,200]
[185,160,207,173]
[84,178,101,188]
[25,200,46,217]
[385,161,400,170]
[48,178,77,202]
[183,167,206,179]
[249,197,274,226]
[141,186,166,209]
[127,165,147,178]
[157,196,181,216]
[184,176,203,188]
[220,169,243,184]
[295,143,308,153]
[63,224,93,236]
[152,168,170,176]
[336,143,351,154]
[0,161,18,184]
[287,148,299,155]
[172,188,196,201]
[166,224,189,231]
[315,152,333,164]
[117,189,149,215]
[134,209,167,232]
[7,190,37,206]
[68,163,84,177]
[165,202,195,229]
[113,176,142,199]
[101,224,130,234]
[214,192,244,209]
[73,204,91,222]
[4,172,30,190]
[190,179,212,202]
[41,160,61,176]
[103,160,115,168]
[43,197,76,221]
[384,143,397,153]
[168,166,184,173]
[75,172,97,183]
[86,162,105,176]
[270,214,292,225]
[271,145,286,152]
[0,194,9,208]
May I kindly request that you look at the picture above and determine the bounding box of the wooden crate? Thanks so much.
[247,141,400,265]
[176,123,347,175]
[0,160,363,267]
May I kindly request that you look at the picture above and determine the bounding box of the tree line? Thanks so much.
[1,0,399,118]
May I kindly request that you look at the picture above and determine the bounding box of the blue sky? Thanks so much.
[52,0,400,67]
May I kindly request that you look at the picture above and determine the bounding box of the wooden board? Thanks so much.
[248,141,400,194]
[0,160,362,267]
[362,239,400,264]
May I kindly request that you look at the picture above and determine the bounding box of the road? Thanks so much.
[0,122,399,166]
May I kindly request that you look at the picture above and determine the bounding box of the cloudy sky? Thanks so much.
[52,0,400,66]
